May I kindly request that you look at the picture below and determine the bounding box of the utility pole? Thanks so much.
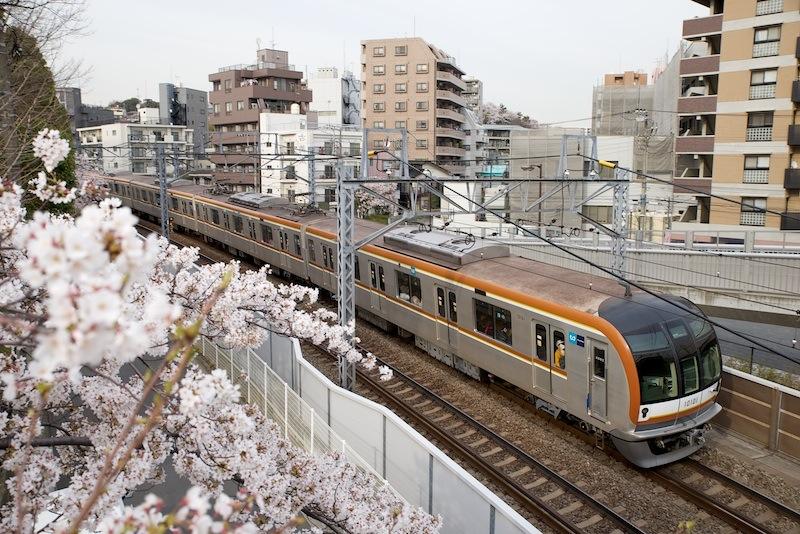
[172,143,179,181]
[634,108,655,240]
[336,157,356,390]
[156,144,169,239]
[610,164,631,296]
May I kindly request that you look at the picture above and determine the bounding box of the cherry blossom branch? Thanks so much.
[0,435,91,449]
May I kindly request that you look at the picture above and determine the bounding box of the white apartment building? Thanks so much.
[258,112,361,203]
[77,122,194,175]
[307,67,361,126]
[137,107,161,125]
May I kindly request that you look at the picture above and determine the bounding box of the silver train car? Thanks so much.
[109,175,723,468]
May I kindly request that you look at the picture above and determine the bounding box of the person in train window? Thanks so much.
[555,340,566,369]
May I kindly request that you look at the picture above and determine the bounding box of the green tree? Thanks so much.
[1,25,75,215]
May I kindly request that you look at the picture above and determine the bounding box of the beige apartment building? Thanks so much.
[361,38,469,175]
[678,0,800,231]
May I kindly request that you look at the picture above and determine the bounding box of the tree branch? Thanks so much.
[0,435,92,449]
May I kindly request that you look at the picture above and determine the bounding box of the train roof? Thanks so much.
[114,173,636,316]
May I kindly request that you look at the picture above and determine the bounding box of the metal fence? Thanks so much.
[196,334,538,534]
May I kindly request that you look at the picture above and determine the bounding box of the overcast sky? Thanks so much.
[61,1,706,124]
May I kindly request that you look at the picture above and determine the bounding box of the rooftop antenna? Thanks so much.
[270,27,276,49]
[256,37,262,50]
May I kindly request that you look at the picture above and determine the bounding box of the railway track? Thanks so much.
[650,459,800,534]
[303,341,647,534]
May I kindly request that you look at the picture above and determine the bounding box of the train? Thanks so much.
[107,174,723,468]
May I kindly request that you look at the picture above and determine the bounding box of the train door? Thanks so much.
[532,322,552,396]
[368,261,381,312]
[589,340,608,421]
[434,285,459,349]
[277,230,288,270]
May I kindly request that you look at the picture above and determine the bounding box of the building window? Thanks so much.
[349,142,360,155]
[753,25,781,57]
[756,0,783,16]
[741,197,767,226]
[373,46,385,57]
[236,100,244,110]
[415,101,429,111]
[212,103,219,113]
[749,69,777,99]
[416,139,428,149]
[394,45,407,56]
[373,139,384,149]
[373,64,385,75]
[373,83,385,94]
[416,63,429,74]
[224,79,231,90]
[286,141,295,155]
[474,299,512,346]
[395,64,407,74]
[743,155,770,183]
[416,120,428,130]
[746,111,774,141]
[373,102,385,112]
[581,205,612,224]
[395,121,406,128]
[225,102,232,112]
[394,101,407,112]
[416,82,429,93]
[396,271,422,305]
[373,120,385,128]
[395,82,407,93]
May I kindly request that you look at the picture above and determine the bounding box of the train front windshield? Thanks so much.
[599,294,722,405]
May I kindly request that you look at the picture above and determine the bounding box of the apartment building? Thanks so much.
[361,37,469,175]
[208,48,312,190]
[159,83,208,155]
[77,122,193,175]
[677,0,800,231]
[463,76,484,112]
[591,71,655,136]
[307,67,361,126]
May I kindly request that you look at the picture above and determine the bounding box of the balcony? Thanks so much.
[435,71,467,91]
[682,14,722,37]
[746,126,773,141]
[793,80,800,103]
[436,107,466,123]
[790,125,800,146]
[436,89,466,108]
[680,55,720,76]
[435,127,466,141]
[675,135,715,153]
[673,177,712,195]
[744,169,770,183]
[780,212,800,230]
[750,84,777,99]
[784,168,800,189]
[677,95,717,114]
[209,108,261,125]
[440,163,465,175]
[210,85,312,105]
[753,41,779,58]
[436,145,466,157]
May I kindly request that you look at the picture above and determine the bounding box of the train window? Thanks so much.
[155,193,161,206]
[294,235,302,256]
[495,307,511,345]
[322,245,329,268]
[233,216,243,234]
[223,213,230,229]
[355,258,360,280]
[370,263,377,288]
[697,338,721,389]
[378,266,385,291]
[680,356,699,394]
[327,247,335,270]
[448,291,457,322]
[260,224,272,243]
[593,347,606,379]
[281,232,288,251]
[436,288,446,317]
[474,300,512,345]
[397,272,421,305]
[535,324,547,361]
[637,354,678,404]
[553,330,566,369]
[308,239,316,263]
[170,197,178,210]
[475,300,494,337]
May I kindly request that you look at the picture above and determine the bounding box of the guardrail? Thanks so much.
[197,333,538,534]
[717,366,800,461]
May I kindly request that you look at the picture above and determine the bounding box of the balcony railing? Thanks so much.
[217,61,295,73]
[753,41,780,58]
[756,0,783,16]
[746,126,773,141]
[436,89,466,107]
[741,212,766,226]
[750,84,776,99]
[743,169,769,183]
[682,14,723,37]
